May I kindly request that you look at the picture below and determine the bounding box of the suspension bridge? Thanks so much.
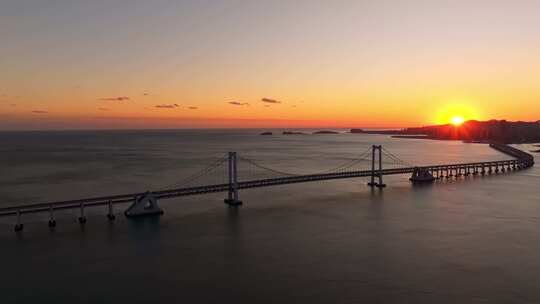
[0,143,534,232]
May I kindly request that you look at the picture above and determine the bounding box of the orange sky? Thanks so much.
[1,1,540,130]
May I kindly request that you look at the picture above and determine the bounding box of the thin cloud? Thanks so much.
[228,101,249,106]
[261,98,281,104]
[188,106,198,110]
[32,110,48,114]
[99,96,130,101]
[98,107,109,111]
[155,104,179,109]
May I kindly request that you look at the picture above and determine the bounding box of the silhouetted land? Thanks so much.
[259,131,339,135]
[313,130,339,134]
[351,129,404,135]
[352,120,540,144]
[283,131,306,135]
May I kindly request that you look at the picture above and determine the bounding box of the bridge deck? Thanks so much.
[0,143,533,217]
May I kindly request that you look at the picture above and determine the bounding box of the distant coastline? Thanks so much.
[351,120,540,144]
[260,130,342,135]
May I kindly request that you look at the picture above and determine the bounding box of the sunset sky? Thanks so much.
[1,0,540,130]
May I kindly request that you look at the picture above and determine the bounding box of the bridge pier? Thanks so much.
[410,167,435,183]
[78,202,87,224]
[14,210,23,232]
[107,200,115,221]
[48,205,56,228]
[224,152,243,206]
[125,192,163,217]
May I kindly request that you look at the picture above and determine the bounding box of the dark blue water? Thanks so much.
[1,130,539,303]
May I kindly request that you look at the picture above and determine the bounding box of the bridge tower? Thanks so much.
[224,152,243,206]
[367,145,386,188]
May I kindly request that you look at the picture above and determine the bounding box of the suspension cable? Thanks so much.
[237,147,374,177]
[381,147,413,167]
[156,154,229,190]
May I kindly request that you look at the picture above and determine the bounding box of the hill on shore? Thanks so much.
[352,120,540,144]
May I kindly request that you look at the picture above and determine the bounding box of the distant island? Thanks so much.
[259,130,340,135]
[313,130,339,134]
[352,120,540,144]
[282,131,306,135]
[351,129,404,135]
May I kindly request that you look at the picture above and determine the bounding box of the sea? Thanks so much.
[0,129,539,303]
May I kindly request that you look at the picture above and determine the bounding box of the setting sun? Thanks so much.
[451,116,465,126]
[433,102,481,126]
